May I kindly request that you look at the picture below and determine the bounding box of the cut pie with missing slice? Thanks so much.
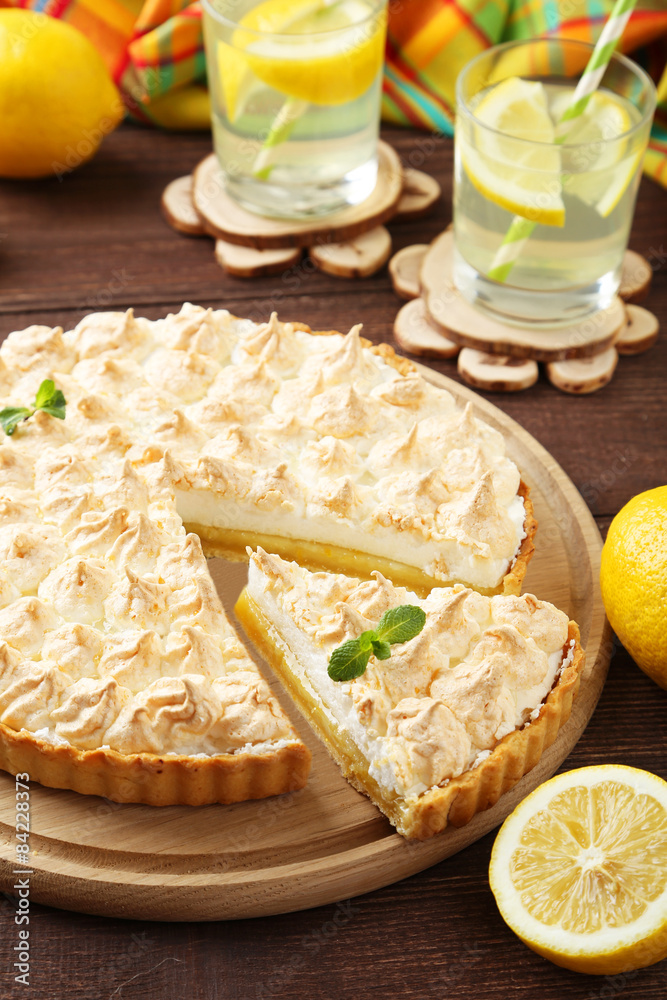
[0,303,537,806]
[236,549,585,839]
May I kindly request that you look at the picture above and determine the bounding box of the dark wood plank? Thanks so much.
[0,123,666,1000]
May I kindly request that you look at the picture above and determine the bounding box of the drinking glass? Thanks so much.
[453,38,656,327]
[202,0,388,219]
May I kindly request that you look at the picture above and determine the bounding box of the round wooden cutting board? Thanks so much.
[0,368,611,922]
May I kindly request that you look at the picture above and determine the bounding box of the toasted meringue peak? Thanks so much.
[0,523,64,593]
[98,630,164,689]
[303,324,378,387]
[431,656,514,749]
[51,676,130,749]
[0,486,37,526]
[386,697,472,788]
[238,312,281,357]
[96,460,148,512]
[72,309,148,361]
[105,674,221,754]
[316,602,375,645]
[162,305,232,360]
[0,663,72,732]
[209,673,292,749]
[0,597,58,656]
[70,356,144,395]
[490,594,568,653]
[164,626,224,678]
[34,450,89,491]
[144,348,220,403]
[108,513,165,575]
[40,558,114,626]
[368,422,424,474]
[345,571,402,621]
[309,477,362,520]
[272,370,325,417]
[78,423,132,457]
[436,472,516,556]
[157,533,207,590]
[105,570,171,634]
[152,409,209,452]
[186,395,259,432]
[309,384,378,438]
[248,463,300,511]
[41,624,103,681]
[248,547,293,592]
[1,325,73,373]
[203,424,278,467]
[194,455,253,498]
[210,359,279,409]
[40,485,94,531]
[374,372,428,407]
[75,395,115,423]
[0,448,34,489]
[300,437,357,479]
[65,507,129,556]
[471,625,549,690]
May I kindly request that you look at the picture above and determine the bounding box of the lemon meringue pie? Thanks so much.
[236,549,584,839]
[0,303,536,806]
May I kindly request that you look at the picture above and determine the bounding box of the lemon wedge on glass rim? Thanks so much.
[489,765,667,975]
[459,76,565,227]
[218,0,385,122]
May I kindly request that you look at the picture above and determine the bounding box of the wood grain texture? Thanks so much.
[0,367,609,921]
[0,124,665,1000]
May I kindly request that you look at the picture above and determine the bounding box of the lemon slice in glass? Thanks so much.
[219,0,385,121]
[551,89,641,217]
[460,76,564,227]
[490,765,667,975]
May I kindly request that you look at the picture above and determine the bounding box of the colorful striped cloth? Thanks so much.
[2,0,666,186]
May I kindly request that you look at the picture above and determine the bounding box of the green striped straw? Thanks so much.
[487,0,638,284]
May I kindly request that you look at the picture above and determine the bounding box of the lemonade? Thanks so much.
[202,0,387,218]
[453,40,656,327]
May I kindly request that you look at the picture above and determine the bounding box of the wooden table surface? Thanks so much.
[0,125,665,1000]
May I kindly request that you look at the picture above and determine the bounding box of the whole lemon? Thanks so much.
[0,10,123,179]
[601,486,667,688]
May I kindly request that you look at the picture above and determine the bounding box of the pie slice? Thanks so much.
[236,549,585,839]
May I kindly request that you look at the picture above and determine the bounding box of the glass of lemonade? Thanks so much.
[453,39,656,327]
[202,0,388,219]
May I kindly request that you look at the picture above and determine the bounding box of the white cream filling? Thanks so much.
[177,487,526,590]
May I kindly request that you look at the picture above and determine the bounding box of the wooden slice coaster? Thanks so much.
[310,226,392,278]
[161,175,206,237]
[616,304,660,355]
[458,349,539,393]
[393,169,441,222]
[421,230,626,362]
[393,298,460,359]
[192,141,403,250]
[389,244,428,300]
[546,348,619,394]
[619,250,652,304]
[215,239,302,278]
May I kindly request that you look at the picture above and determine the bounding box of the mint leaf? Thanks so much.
[34,381,66,419]
[34,379,56,409]
[375,605,426,645]
[0,407,32,436]
[327,639,371,682]
[371,639,391,660]
[357,630,375,653]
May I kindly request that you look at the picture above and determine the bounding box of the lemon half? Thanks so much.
[490,765,667,975]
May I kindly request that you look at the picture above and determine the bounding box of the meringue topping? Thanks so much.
[246,551,570,798]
